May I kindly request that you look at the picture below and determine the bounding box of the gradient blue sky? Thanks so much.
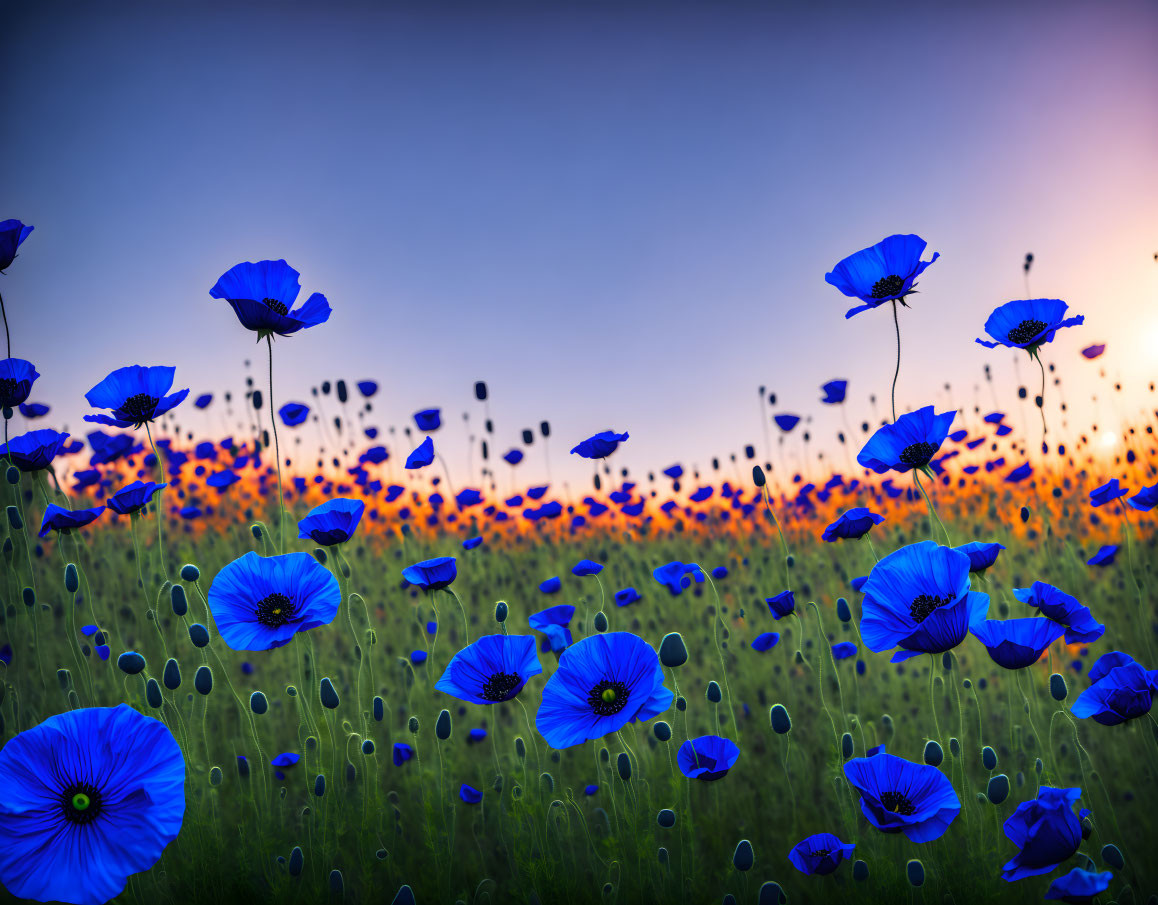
[5,0,1156,486]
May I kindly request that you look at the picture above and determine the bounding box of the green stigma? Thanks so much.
[71,792,91,811]
[601,688,617,704]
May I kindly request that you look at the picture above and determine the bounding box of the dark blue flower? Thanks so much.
[857,406,956,475]
[0,220,34,271]
[766,590,796,619]
[572,559,603,576]
[954,541,1005,573]
[676,735,740,781]
[539,576,561,594]
[859,542,989,662]
[86,430,134,465]
[1001,786,1082,881]
[1128,483,1158,512]
[462,536,483,550]
[413,409,441,432]
[1071,652,1157,725]
[206,469,239,489]
[402,556,457,591]
[405,436,434,469]
[84,365,189,429]
[976,299,1083,352]
[970,618,1066,670]
[39,504,105,537]
[1044,869,1112,904]
[653,561,702,596]
[207,551,341,651]
[1089,479,1128,508]
[0,704,184,905]
[570,430,629,459]
[456,488,483,508]
[1086,545,1119,566]
[459,784,482,804]
[0,428,70,472]
[535,631,672,748]
[788,833,855,876]
[298,498,365,546]
[825,234,939,319]
[270,752,300,768]
[193,393,212,409]
[357,380,378,397]
[820,380,847,404]
[751,632,779,651]
[434,634,542,704]
[529,604,575,652]
[106,480,167,516]
[843,746,960,842]
[831,642,857,660]
[614,587,641,607]
[774,414,800,432]
[0,358,39,408]
[278,402,309,427]
[1011,582,1104,645]
[209,260,331,338]
[822,507,884,542]
[19,402,48,418]
[502,448,524,465]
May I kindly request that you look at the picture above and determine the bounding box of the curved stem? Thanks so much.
[0,285,10,358]
[266,335,286,554]
[144,423,168,579]
[1034,350,1047,454]
[914,470,952,545]
[890,299,901,423]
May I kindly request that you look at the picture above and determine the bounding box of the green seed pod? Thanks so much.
[163,658,181,690]
[361,739,374,755]
[188,623,209,648]
[593,611,608,632]
[180,563,200,582]
[616,752,631,782]
[289,846,304,877]
[706,680,722,703]
[982,746,997,770]
[841,732,854,759]
[656,808,676,828]
[287,685,297,697]
[923,740,944,767]
[540,771,555,793]
[373,696,384,721]
[785,554,795,568]
[1050,673,1068,701]
[315,774,326,797]
[146,678,163,709]
[436,708,452,740]
[251,524,262,539]
[250,691,268,715]
[320,677,340,709]
[118,651,146,675]
[758,881,787,905]
[57,669,71,691]
[752,465,766,487]
[312,548,327,565]
[881,713,894,736]
[6,465,20,485]
[949,737,961,757]
[209,766,223,786]
[22,587,35,608]
[732,839,754,872]
[658,632,688,668]
[1035,757,1043,774]
[514,736,526,759]
[653,721,672,742]
[64,563,79,593]
[495,601,508,623]
[987,773,1010,805]
[852,859,869,882]
[170,584,188,616]
[408,716,419,733]
[195,665,213,695]
[770,704,791,735]
[1102,844,1124,869]
[906,859,925,887]
[675,696,686,712]
[6,505,22,530]
[836,597,851,622]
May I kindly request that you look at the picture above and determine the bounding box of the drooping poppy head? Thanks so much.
[676,735,740,781]
[297,498,365,546]
[39,504,105,538]
[0,219,34,272]
[0,358,40,408]
[1001,786,1082,881]
[970,618,1066,670]
[401,556,457,591]
[822,507,884,542]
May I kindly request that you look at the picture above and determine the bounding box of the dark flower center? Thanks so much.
[262,297,289,316]
[879,790,916,815]
[810,848,832,858]
[870,274,905,299]
[587,679,630,716]
[481,671,523,702]
[910,592,956,623]
[61,781,102,825]
[1007,319,1047,345]
[255,592,296,627]
[0,377,17,400]
[898,441,937,467]
[120,393,159,424]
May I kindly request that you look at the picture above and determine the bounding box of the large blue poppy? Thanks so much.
[1070,651,1157,725]
[843,746,959,842]
[857,406,955,475]
[1011,582,1104,644]
[536,632,672,749]
[106,480,167,516]
[822,507,883,542]
[1001,786,1082,881]
[209,260,331,338]
[970,618,1066,670]
[570,430,629,459]
[529,604,576,652]
[0,428,70,472]
[976,299,1083,352]
[84,365,189,429]
[787,833,856,876]
[434,634,542,704]
[824,234,939,319]
[0,219,33,272]
[39,504,106,538]
[1044,869,1112,904]
[1088,478,1128,508]
[676,735,740,781]
[402,556,457,591]
[0,704,184,905]
[0,358,39,408]
[297,498,365,546]
[954,541,1005,573]
[207,551,341,651]
[859,541,988,662]
[1128,482,1158,511]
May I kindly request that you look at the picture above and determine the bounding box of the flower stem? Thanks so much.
[266,335,286,554]
[890,299,901,423]
[144,423,168,579]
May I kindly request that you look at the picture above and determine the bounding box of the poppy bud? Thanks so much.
[987,773,1010,805]
[408,716,419,734]
[1102,844,1124,868]
[658,632,688,668]
[770,704,791,734]
[22,587,35,607]
[617,753,631,782]
[252,525,263,539]
[906,859,924,887]
[189,623,210,648]
[320,677,340,709]
[514,736,525,759]
[836,598,851,622]
[675,696,686,712]
[146,678,163,709]
[251,691,268,715]
[5,465,19,485]
[656,808,676,828]
[923,740,943,767]
[289,846,304,877]
[732,839,754,872]
[436,709,452,740]
[336,380,348,403]
[706,680,722,703]
[841,732,853,759]
[852,860,869,882]
[287,684,298,697]
[658,847,669,866]
[982,746,997,770]
[373,696,384,722]
[1081,816,1093,840]
[362,739,374,755]
[118,651,146,675]
[329,869,343,897]
[164,658,181,690]
[540,420,550,437]
[653,721,672,742]
[195,665,213,695]
[252,390,263,410]
[171,584,188,616]
[495,601,508,623]
[540,772,555,793]
[180,563,200,582]
[64,563,78,593]
[474,381,487,401]
[949,737,960,757]
[593,611,608,632]
[752,466,766,487]
[375,850,387,861]
[1050,673,1068,701]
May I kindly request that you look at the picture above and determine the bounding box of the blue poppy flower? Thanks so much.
[843,746,960,842]
[751,632,779,651]
[502,448,523,465]
[270,752,300,767]
[822,507,884,542]
[572,559,603,576]
[976,299,1083,352]
[536,632,672,749]
[298,498,364,546]
[18,402,48,418]
[456,488,483,508]
[820,380,847,404]
[1001,786,1082,881]
[393,743,414,766]
[1089,479,1128,508]
[205,469,238,490]
[0,428,70,472]
[86,430,134,465]
[193,393,212,409]
[0,358,39,408]
[831,642,858,660]
[39,504,105,538]
[0,220,33,271]
[954,541,1005,573]
[614,587,641,607]
[825,234,939,319]
[529,604,575,652]
[766,590,796,619]
[402,556,457,591]
[1044,869,1112,904]
[402,436,434,470]
[0,704,184,905]
[971,618,1066,670]
[467,728,487,743]
[462,536,483,550]
[1011,582,1104,644]
[209,260,330,338]
[539,576,561,594]
[676,735,740,781]
[788,833,856,876]
[84,365,189,429]
[570,430,629,459]
[774,414,800,432]
[207,551,341,651]
[434,634,542,704]
[278,402,309,427]
[653,561,702,596]
[357,380,378,397]
[1071,652,1157,725]
[857,406,956,475]
[1127,483,1158,512]
[459,784,482,804]
[1086,545,1119,566]
[859,541,989,662]
[413,408,441,432]
[106,480,167,516]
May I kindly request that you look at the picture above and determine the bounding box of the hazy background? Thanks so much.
[4,0,1156,485]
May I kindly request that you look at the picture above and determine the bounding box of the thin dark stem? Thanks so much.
[266,335,286,554]
[890,299,901,423]
[144,423,168,580]
[0,285,9,358]
[1034,350,1047,454]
